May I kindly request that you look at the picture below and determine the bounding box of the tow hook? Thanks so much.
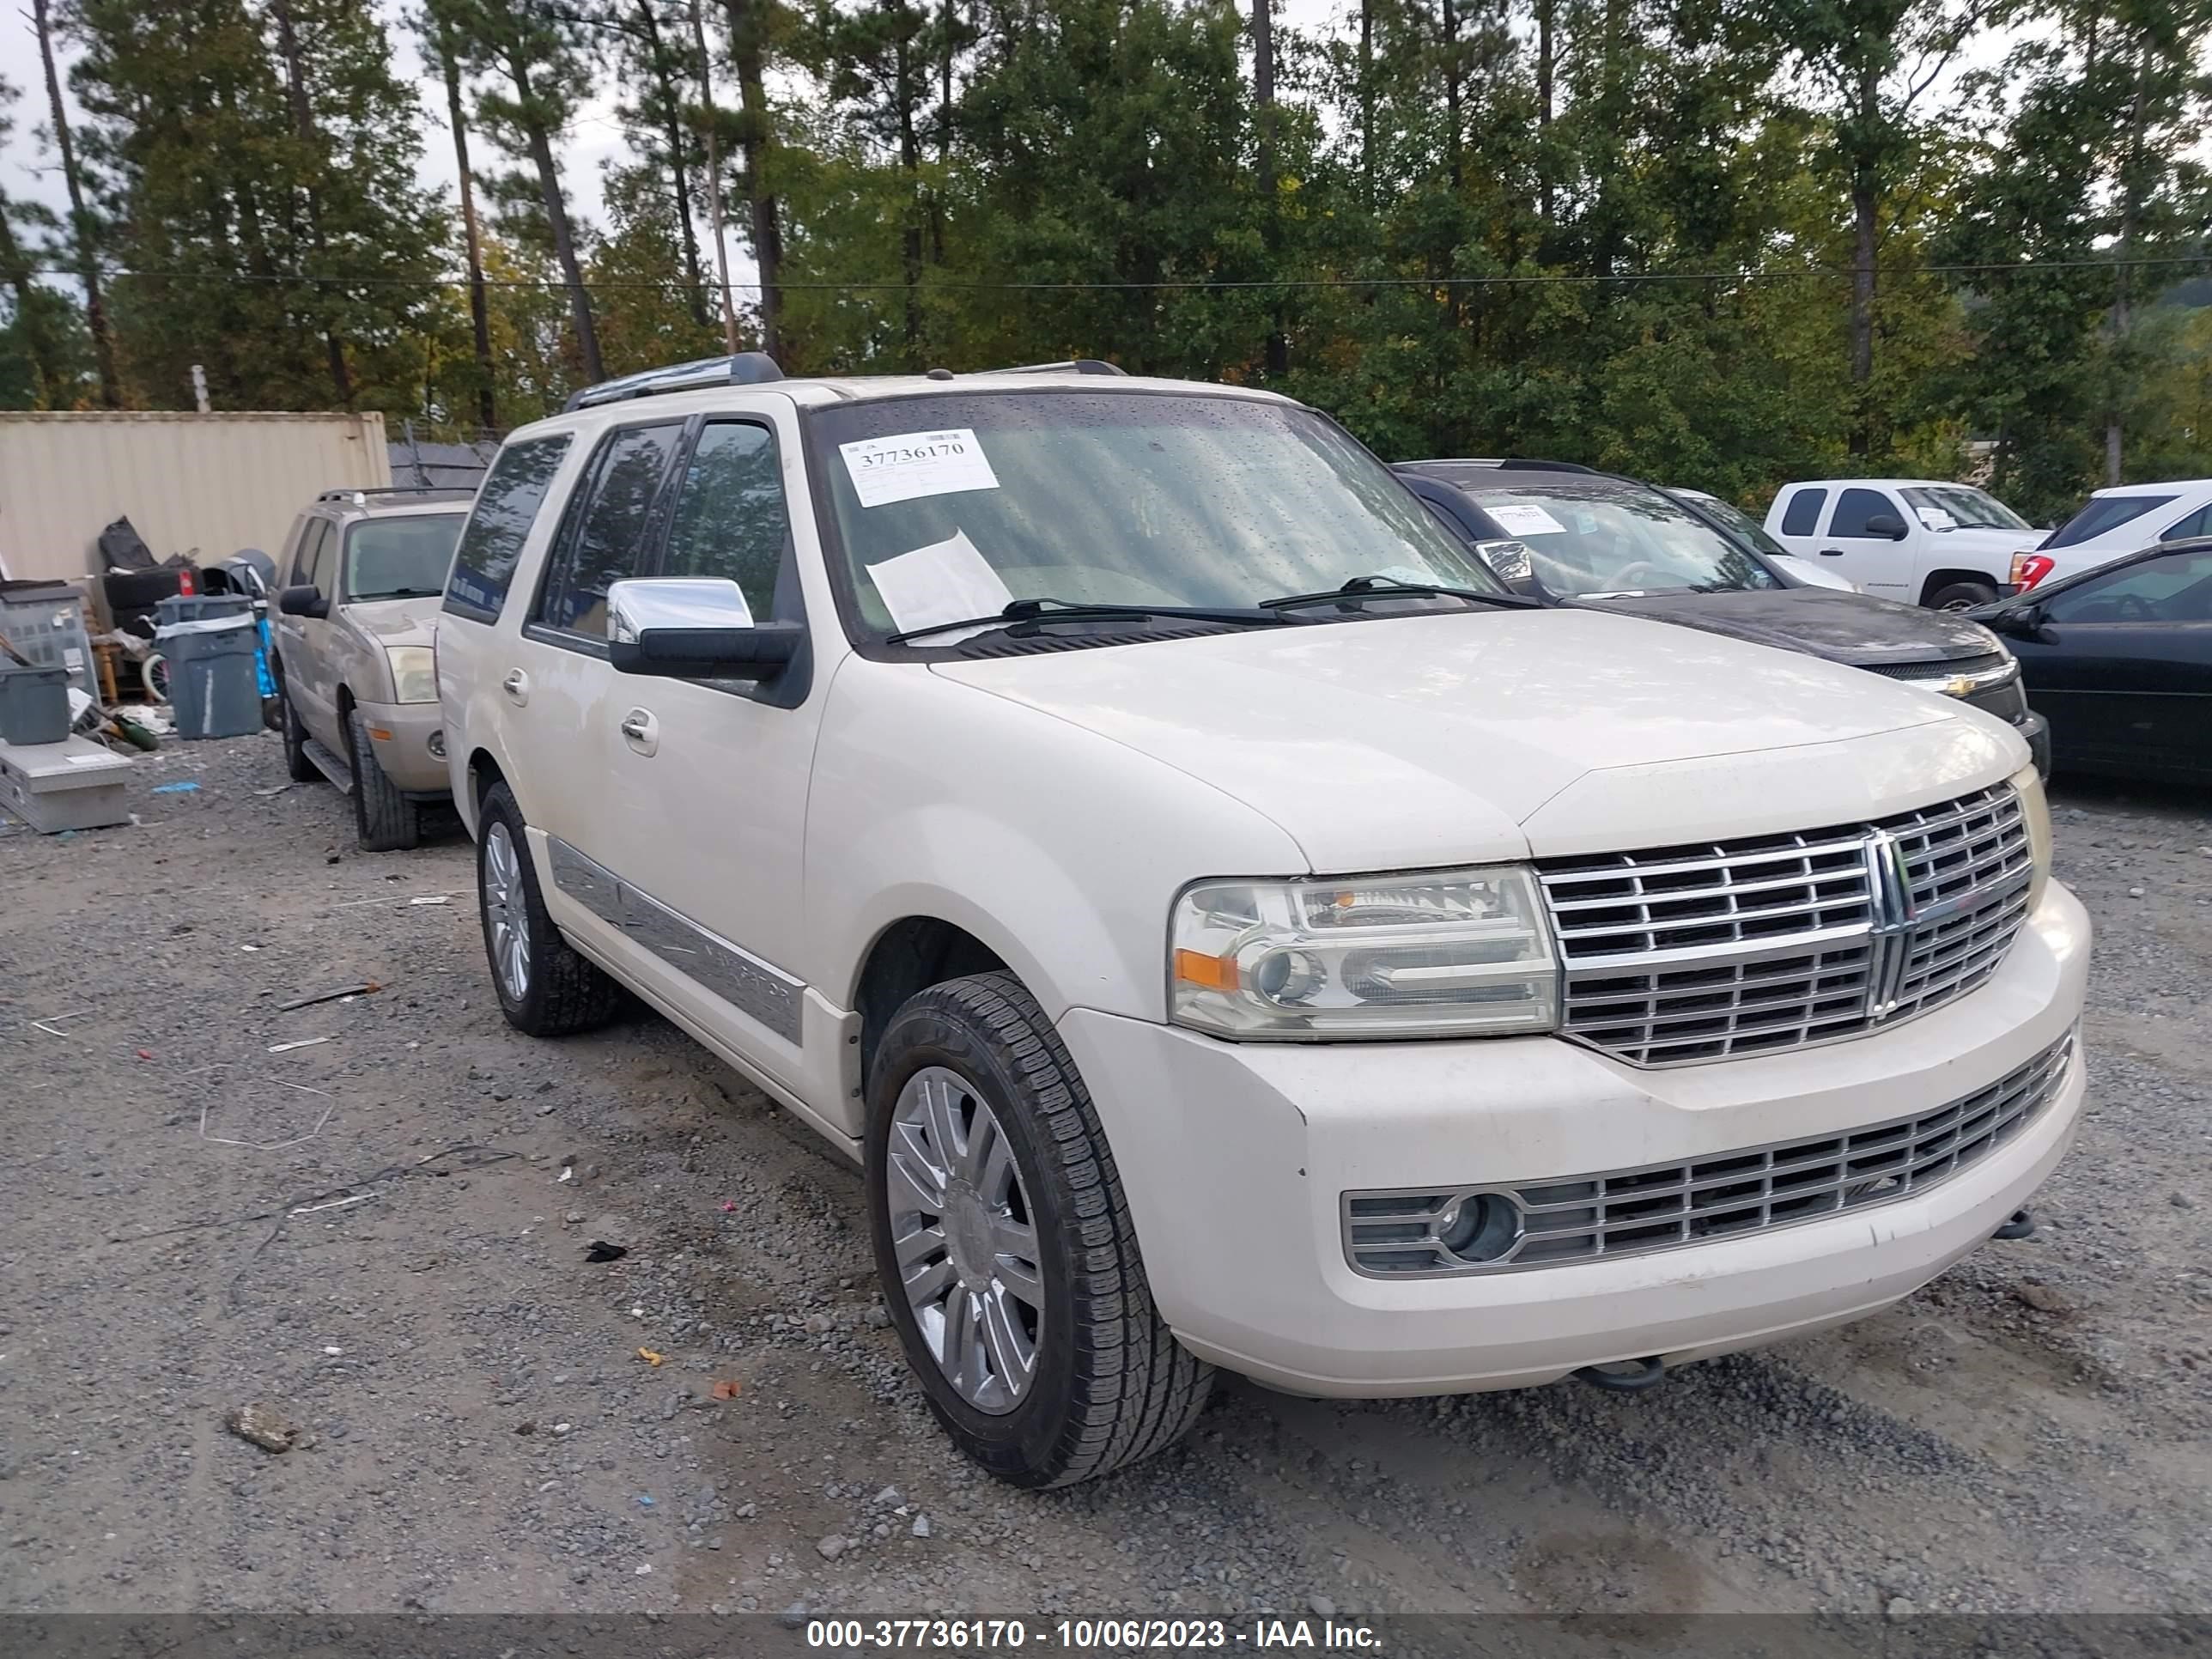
[1571,1356,1668,1394]
[1991,1207,2038,1241]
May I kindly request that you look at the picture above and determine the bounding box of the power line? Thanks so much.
[19,253,2209,294]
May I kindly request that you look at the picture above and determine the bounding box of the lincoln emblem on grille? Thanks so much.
[1863,829,1916,1018]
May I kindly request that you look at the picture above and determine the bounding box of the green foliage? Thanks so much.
[10,0,2208,521]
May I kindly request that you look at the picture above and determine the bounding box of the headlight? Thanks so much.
[386,646,437,704]
[1169,866,1560,1040]
[2010,763,2051,910]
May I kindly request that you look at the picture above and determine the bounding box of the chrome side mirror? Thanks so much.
[606,578,800,681]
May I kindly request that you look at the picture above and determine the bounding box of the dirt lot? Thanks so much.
[2,732,2207,1619]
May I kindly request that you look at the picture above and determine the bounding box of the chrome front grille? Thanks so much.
[1539,784,2033,1066]
[1342,1031,2075,1277]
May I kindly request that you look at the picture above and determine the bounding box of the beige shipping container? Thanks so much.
[0,411,391,589]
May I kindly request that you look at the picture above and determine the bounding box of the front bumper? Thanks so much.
[1059,880,2090,1397]
[356,698,450,796]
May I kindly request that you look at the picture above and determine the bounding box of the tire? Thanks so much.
[276,675,319,783]
[475,781,623,1037]
[1926,579,1998,611]
[866,971,1213,1488]
[345,704,422,853]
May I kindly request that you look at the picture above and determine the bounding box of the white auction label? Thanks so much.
[1487,502,1568,537]
[839,428,1000,508]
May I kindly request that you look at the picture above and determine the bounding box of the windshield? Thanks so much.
[1900,485,2030,532]
[807,391,1503,643]
[1683,493,1793,559]
[1468,484,1781,598]
[344,515,465,601]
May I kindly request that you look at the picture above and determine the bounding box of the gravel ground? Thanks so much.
[2,732,2206,1618]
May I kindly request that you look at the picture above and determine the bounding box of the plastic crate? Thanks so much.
[0,583,98,700]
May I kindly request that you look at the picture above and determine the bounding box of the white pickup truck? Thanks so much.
[1763,478,2040,610]
[436,358,2087,1488]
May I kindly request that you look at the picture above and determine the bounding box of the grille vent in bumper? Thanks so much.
[1342,1031,2075,1277]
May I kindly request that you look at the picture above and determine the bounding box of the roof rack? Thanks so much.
[316,484,478,503]
[565,351,786,412]
[977,359,1127,377]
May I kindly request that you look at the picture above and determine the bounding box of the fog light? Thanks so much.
[427,730,447,759]
[1434,1193,1522,1263]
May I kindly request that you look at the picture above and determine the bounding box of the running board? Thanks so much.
[303,738,355,795]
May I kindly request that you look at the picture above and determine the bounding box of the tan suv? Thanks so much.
[270,487,471,850]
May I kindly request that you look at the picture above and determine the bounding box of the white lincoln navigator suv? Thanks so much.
[437,356,2090,1488]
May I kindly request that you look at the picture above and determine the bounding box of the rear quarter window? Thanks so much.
[442,434,575,624]
[1779,489,1826,536]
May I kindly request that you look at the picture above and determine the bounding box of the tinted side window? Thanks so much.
[283,516,315,586]
[2045,552,2212,624]
[2159,504,2212,542]
[306,524,338,596]
[1830,488,1893,538]
[1779,489,1825,537]
[443,434,574,624]
[535,422,685,641]
[660,422,794,621]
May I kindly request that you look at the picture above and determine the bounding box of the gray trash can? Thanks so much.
[0,662,71,745]
[155,596,261,740]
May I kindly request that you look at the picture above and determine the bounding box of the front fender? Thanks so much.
[801,660,1307,1024]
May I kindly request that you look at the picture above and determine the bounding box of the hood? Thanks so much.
[1577,586,2002,667]
[1926,525,2038,556]
[343,595,441,650]
[932,609,1992,872]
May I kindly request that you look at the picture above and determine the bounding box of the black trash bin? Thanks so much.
[155,595,262,740]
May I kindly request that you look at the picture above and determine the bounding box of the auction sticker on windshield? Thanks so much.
[1488,503,1567,538]
[840,428,1001,508]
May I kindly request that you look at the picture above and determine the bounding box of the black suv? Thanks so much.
[1396,459,2051,774]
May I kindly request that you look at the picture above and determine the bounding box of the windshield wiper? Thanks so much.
[1260,575,1538,612]
[886,596,1301,646]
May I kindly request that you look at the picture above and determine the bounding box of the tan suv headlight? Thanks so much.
[386,646,437,704]
[2011,763,2051,910]
[1170,866,1560,1040]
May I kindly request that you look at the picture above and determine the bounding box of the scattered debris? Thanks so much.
[514,1420,536,1436]
[198,1079,335,1152]
[636,1494,655,1508]
[585,1240,628,1263]
[224,1402,304,1454]
[636,1347,664,1367]
[321,1346,343,1356]
[252,783,294,798]
[408,895,453,907]
[911,1515,931,1539]
[135,1049,154,1061]
[276,981,382,1013]
[709,1379,742,1401]
[266,1036,335,1054]
[149,781,200,795]
[290,1194,373,1218]
[29,1009,92,1037]
[635,1564,653,1577]
[720,1200,736,1212]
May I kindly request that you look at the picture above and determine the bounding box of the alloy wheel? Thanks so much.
[884,1066,1045,1414]
[483,821,532,1001]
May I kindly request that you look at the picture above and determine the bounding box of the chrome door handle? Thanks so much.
[619,708,659,755]
[501,668,530,706]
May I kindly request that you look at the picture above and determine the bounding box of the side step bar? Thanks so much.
[303,737,355,796]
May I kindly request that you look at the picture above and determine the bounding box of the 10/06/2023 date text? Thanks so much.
[805,1618,1385,1650]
